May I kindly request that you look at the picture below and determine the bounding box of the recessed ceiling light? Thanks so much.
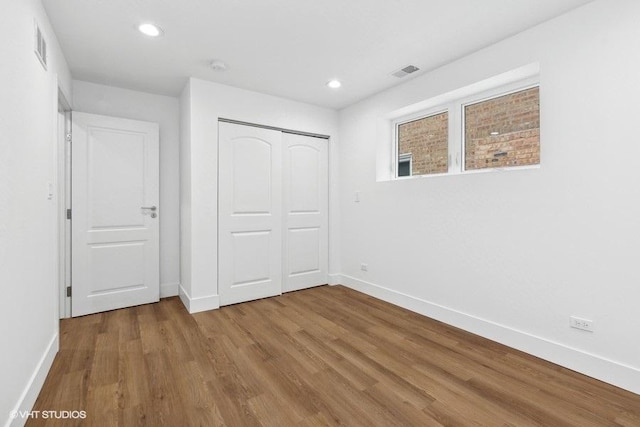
[327,80,342,89]
[138,23,163,37]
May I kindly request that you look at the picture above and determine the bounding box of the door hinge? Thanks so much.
[66,133,71,142]
[66,286,72,297]
[66,209,71,220]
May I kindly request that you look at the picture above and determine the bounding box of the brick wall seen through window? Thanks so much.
[464,86,539,170]
[397,112,448,176]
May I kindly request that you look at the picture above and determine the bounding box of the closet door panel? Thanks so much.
[218,122,283,305]
[282,133,329,292]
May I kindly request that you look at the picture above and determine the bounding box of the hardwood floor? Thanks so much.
[30,285,640,426]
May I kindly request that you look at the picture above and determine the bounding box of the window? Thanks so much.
[392,76,539,178]
[464,87,539,170]
[396,111,448,177]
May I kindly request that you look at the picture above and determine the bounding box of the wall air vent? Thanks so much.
[34,20,48,70]
[391,65,419,78]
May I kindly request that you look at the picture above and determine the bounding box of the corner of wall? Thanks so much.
[328,134,342,277]
[328,274,343,286]
[178,285,219,314]
[179,80,192,312]
[160,282,180,298]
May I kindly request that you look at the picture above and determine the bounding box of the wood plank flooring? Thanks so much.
[30,285,640,426]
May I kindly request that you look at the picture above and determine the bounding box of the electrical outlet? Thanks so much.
[360,263,368,272]
[570,316,594,332]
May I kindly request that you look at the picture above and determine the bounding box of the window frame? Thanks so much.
[394,108,450,178]
[460,82,540,173]
[391,75,540,179]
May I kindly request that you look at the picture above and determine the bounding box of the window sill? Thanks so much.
[389,164,540,182]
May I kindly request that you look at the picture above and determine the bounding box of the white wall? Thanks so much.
[180,83,193,307]
[180,78,340,312]
[0,0,72,425]
[338,0,640,394]
[71,80,181,297]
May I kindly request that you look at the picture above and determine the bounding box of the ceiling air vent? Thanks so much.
[391,65,419,78]
[34,20,48,70]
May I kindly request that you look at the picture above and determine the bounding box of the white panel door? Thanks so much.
[218,122,283,306]
[283,133,329,292]
[72,112,159,316]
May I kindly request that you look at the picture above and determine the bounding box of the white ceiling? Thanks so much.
[43,0,593,109]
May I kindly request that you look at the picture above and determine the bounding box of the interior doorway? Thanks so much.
[58,109,161,317]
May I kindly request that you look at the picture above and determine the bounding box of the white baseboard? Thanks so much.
[160,281,180,298]
[339,274,640,396]
[178,285,220,314]
[6,333,59,427]
[328,273,343,285]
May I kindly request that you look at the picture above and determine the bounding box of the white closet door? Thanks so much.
[283,133,329,292]
[218,122,283,306]
[72,112,159,316]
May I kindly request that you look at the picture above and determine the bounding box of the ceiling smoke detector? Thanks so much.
[210,60,227,71]
[391,65,420,78]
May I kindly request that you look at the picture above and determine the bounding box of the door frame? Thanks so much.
[57,89,72,319]
[57,108,162,317]
[69,112,160,316]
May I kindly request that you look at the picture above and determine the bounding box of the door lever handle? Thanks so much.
[141,206,157,211]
